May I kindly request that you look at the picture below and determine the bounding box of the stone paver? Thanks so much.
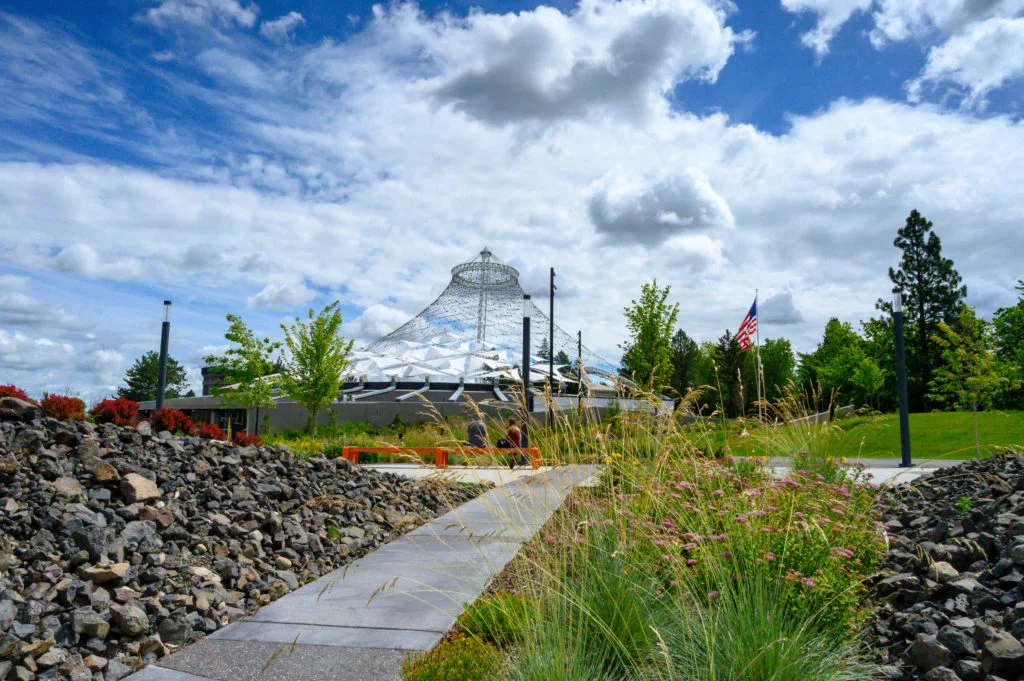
[125,464,595,681]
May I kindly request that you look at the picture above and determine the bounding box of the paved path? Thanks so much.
[362,463,552,486]
[126,465,596,681]
[769,456,966,486]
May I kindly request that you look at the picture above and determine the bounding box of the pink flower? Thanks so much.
[713,489,725,496]
[545,534,555,542]
[801,578,816,588]
[734,514,749,524]
[708,590,720,598]
[720,550,732,559]
[686,559,697,566]
[831,547,855,558]
[654,540,666,547]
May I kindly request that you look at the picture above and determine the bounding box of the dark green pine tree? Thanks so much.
[882,210,967,410]
[669,329,700,400]
[118,351,190,402]
[713,330,745,418]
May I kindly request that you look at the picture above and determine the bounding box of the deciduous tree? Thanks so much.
[619,280,679,391]
[928,305,1015,458]
[280,302,354,434]
[204,315,282,434]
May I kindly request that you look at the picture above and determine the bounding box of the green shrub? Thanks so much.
[400,635,502,681]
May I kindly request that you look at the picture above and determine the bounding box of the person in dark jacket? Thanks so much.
[467,418,488,448]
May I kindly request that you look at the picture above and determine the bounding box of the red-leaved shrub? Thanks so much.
[40,394,86,421]
[0,385,34,402]
[150,409,196,435]
[198,422,227,441]
[233,432,263,447]
[90,397,139,426]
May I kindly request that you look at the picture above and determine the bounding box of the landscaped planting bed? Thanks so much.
[402,441,886,681]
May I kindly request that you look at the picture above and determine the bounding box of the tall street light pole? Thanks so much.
[522,294,532,449]
[156,300,172,411]
[548,268,555,428]
[893,288,912,468]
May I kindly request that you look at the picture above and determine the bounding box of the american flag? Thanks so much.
[736,299,757,350]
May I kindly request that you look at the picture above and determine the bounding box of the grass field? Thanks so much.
[712,410,1024,461]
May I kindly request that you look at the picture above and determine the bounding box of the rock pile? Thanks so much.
[0,397,485,680]
[868,453,1024,681]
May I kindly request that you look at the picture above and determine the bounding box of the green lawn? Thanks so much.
[701,410,1024,461]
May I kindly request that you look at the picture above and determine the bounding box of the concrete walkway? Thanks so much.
[362,463,552,486]
[126,464,596,681]
[769,456,967,486]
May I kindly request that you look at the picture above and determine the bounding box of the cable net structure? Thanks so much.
[350,248,616,384]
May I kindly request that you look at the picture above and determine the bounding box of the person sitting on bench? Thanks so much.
[467,418,489,448]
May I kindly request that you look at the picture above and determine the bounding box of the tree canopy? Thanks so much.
[882,209,966,410]
[279,302,354,434]
[619,280,679,391]
[118,351,189,402]
[203,315,282,431]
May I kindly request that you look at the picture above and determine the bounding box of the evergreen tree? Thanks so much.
[619,280,679,391]
[669,329,700,400]
[880,210,967,410]
[712,330,744,418]
[537,337,551,361]
[118,351,189,402]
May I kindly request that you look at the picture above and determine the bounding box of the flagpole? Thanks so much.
[755,289,763,423]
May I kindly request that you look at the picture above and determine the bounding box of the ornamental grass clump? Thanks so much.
[470,392,884,681]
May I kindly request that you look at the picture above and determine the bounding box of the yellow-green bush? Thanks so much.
[400,635,502,681]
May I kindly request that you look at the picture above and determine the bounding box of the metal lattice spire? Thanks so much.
[360,249,611,380]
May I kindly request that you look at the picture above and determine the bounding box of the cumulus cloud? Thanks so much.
[908,17,1024,107]
[141,0,258,29]
[343,304,412,344]
[247,282,315,311]
[429,0,746,124]
[260,11,304,43]
[760,292,805,325]
[588,170,734,246]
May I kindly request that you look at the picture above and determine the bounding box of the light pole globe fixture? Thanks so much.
[892,288,912,467]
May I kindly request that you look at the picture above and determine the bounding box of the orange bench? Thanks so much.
[340,446,541,470]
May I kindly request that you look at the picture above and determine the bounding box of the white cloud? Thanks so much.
[425,0,747,124]
[760,292,804,325]
[247,282,315,311]
[908,17,1024,107]
[780,0,874,55]
[870,0,1024,46]
[588,169,734,246]
[142,0,259,29]
[2,1,1024,377]
[260,11,304,43]
[779,0,1024,102]
[343,304,412,343]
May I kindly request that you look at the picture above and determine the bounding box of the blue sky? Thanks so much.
[1,0,1023,400]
